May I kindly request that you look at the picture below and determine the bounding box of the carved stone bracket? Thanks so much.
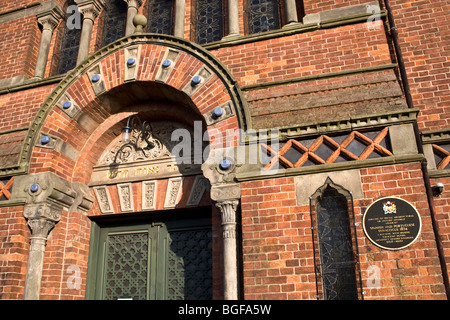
[11,172,94,299]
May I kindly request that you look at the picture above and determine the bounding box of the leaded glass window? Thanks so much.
[247,0,280,34]
[147,0,174,35]
[54,0,82,75]
[101,0,127,47]
[195,0,224,44]
[310,178,363,300]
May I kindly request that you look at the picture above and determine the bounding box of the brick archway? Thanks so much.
[23,34,250,184]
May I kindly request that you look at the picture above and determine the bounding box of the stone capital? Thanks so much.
[123,0,144,8]
[75,0,105,21]
[36,1,64,31]
[27,218,57,240]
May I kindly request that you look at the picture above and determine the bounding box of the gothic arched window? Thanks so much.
[54,0,82,75]
[247,0,280,34]
[195,0,224,44]
[101,0,128,47]
[310,178,362,300]
[147,0,174,35]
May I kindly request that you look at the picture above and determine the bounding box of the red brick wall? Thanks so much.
[0,1,39,15]
[0,16,40,81]
[303,0,372,15]
[0,206,28,300]
[241,163,447,300]
[212,20,391,86]
[389,0,450,131]
[430,176,450,287]
[0,84,56,132]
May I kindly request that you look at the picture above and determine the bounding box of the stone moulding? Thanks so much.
[242,108,420,144]
[3,33,251,179]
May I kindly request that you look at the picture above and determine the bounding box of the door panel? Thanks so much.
[90,218,212,300]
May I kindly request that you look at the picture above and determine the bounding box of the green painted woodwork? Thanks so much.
[87,216,212,300]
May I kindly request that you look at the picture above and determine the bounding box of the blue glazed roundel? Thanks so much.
[63,101,72,109]
[91,74,101,83]
[219,159,232,170]
[162,59,172,68]
[192,75,202,85]
[30,184,39,193]
[127,58,136,66]
[213,107,224,119]
[41,136,50,145]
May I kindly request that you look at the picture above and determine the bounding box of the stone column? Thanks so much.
[173,0,186,38]
[284,0,299,25]
[75,0,105,64]
[123,0,143,36]
[12,172,93,300]
[224,0,240,39]
[34,3,64,78]
[215,199,239,300]
[23,203,63,300]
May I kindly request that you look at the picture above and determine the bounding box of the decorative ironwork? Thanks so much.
[101,0,127,47]
[247,0,280,34]
[0,177,13,201]
[104,232,149,300]
[147,0,174,35]
[167,229,213,300]
[310,178,363,300]
[109,115,162,164]
[262,128,392,170]
[195,0,224,44]
[55,0,82,75]
[432,144,450,170]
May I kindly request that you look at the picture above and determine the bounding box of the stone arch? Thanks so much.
[22,33,251,182]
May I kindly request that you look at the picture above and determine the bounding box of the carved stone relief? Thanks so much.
[164,177,183,209]
[93,186,114,214]
[117,183,134,212]
[186,176,209,207]
[141,180,157,210]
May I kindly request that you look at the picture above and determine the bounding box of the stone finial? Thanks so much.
[132,14,147,33]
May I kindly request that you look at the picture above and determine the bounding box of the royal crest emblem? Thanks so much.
[383,201,397,214]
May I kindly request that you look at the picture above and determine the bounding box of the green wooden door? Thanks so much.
[88,218,212,300]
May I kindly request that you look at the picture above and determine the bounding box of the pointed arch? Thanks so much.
[310,177,363,300]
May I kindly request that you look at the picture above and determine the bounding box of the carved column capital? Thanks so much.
[27,218,57,240]
[75,0,105,21]
[123,0,144,9]
[36,1,64,31]
[215,199,239,239]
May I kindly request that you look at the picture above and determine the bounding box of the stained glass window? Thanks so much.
[195,0,224,44]
[55,0,82,75]
[247,0,280,34]
[101,0,127,47]
[310,178,362,300]
[147,0,174,35]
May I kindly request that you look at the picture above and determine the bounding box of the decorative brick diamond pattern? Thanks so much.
[0,177,13,200]
[262,128,392,170]
[432,144,450,170]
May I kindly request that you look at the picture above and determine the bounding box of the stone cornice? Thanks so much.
[243,108,420,144]
[422,129,450,144]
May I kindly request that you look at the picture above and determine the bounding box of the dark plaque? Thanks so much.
[363,197,422,250]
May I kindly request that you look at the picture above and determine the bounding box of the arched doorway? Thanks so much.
[85,111,215,300]
[21,34,248,300]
